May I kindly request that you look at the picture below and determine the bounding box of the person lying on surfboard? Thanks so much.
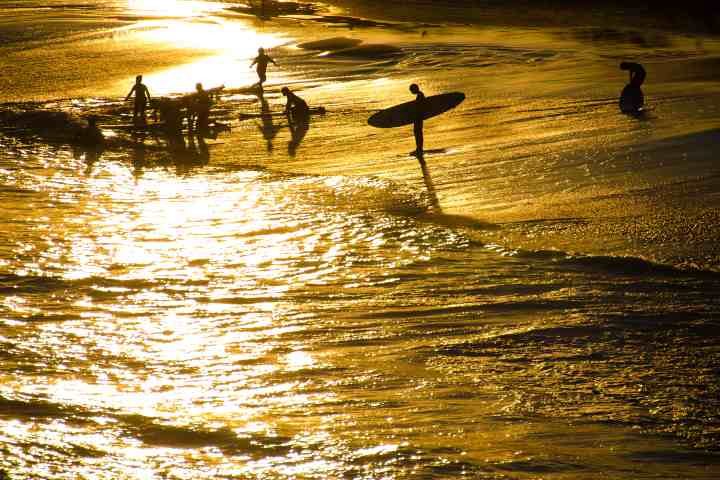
[250,47,276,90]
[619,62,646,114]
[410,83,425,155]
[281,87,309,124]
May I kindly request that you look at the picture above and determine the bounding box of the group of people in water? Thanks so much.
[119,48,648,157]
[123,47,311,138]
[125,75,219,133]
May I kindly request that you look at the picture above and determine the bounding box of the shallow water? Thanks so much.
[2,1,720,478]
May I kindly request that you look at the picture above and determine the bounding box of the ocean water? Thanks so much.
[1,1,720,478]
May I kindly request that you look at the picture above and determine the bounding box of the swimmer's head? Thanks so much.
[619,62,630,70]
[258,47,265,54]
[409,83,420,94]
[196,82,203,91]
[136,75,143,83]
[281,87,290,96]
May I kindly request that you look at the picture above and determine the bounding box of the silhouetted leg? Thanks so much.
[414,120,424,154]
[619,84,644,113]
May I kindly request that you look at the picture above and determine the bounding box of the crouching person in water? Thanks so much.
[619,62,646,114]
[75,116,104,147]
[281,87,309,124]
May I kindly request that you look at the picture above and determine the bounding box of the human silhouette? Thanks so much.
[250,47,276,90]
[281,86,309,124]
[619,62,646,113]
[125,75,151,124]
[410,83,425,155]
[192,83,212,132]
[75,115,104,146]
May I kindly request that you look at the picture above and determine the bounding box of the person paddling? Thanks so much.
[619,62,646,113]
[250,47,276,90]
[125,75,151,124]
[281,86,309,123]
[409,83,425,155]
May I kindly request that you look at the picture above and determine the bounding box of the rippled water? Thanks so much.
[2,1,720,478]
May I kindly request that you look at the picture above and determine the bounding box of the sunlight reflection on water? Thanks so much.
[114,16,287,93]
[3,1,720,478]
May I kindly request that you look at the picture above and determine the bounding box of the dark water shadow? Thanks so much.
[418,153,441,212]
[416,152,498,231]
[287,116,309,157]
[226,0,318,20]
[130,130,210,177]
[257,92,281,152]
[73,143,104,174]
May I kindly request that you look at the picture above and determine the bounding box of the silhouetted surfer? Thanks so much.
[125,75,151,124]
[193,83,211,132]
[410,83,425,155]
[619,62,645,114]
[281,87,309,124]
[75,116,104,147]
[250,47,276,90]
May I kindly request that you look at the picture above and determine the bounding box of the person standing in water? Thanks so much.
[409,83,425,155]
[250,47,276,90]
[125,75,151,124]
[193,83,212,132]
[619,62,646,113]
[281,86,309,123]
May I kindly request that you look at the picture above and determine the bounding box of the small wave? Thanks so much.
[323,44,404,59]
[495,247,720,277]
[0,394,92,421]
[297,37,363,51]
[559,254,720,277]
[0,273,161,295]
[133,422,291,456]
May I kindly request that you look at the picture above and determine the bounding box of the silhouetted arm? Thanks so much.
[124,85,136,101]
[620,62,645,85]
[250,57,258,68]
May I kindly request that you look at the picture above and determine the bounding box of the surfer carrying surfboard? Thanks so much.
[410,83,425,155]
[281,87,309,124]
[250,47,276,90]
[619,62,646,113]
[125,75,152,124]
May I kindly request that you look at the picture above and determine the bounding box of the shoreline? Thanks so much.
[3,0,720,273]
[321,0,720,34]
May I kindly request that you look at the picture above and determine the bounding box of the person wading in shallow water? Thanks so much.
[619,62,646,113]
[125,75,151,124]
[250,47,276,90]
[410,83,425,155]
[193,83,212,132]
[281,86,309,124]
